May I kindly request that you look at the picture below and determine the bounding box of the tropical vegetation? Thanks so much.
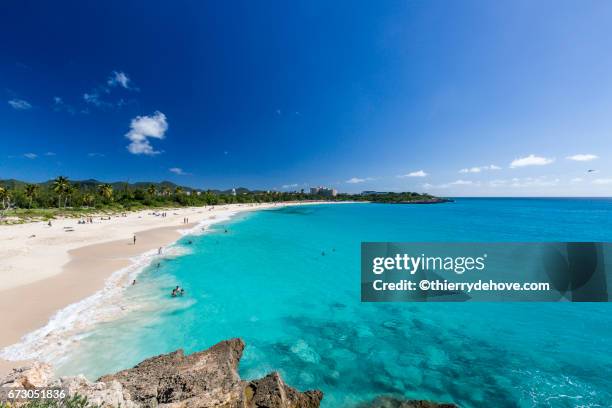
[0,177,443,222]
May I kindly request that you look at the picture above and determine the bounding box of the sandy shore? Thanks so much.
[0,202,324,376]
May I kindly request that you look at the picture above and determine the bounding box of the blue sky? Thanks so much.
[1,1,612,196]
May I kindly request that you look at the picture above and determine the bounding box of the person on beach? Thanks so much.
[158,247,163,255]
[132,279,136,285]
[133,235,136,245]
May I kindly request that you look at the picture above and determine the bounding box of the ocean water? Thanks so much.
[53,199,612,407]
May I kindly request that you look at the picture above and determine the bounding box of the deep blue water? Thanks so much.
[58,199,612,407]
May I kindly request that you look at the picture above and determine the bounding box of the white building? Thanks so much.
[310,186,337,197]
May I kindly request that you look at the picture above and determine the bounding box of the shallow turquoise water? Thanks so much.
[58,199,612,407]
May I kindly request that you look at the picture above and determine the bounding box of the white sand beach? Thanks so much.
[0,202,325,376]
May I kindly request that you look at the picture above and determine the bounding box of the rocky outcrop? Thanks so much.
[1,339,323,407]
[245,372,323,408]
[0,361,54,388]
[1,340,455,408]
[357,396,457,408]
[99,338,245,407]
[58,375,138,407]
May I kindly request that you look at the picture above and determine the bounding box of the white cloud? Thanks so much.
[570,177,583,183]
[125,111,168,155]
[450,179,473,185]
[488,177,560,188]
[84,71,136,109]
[592,178,612,185]
[24,153,37,159]
[8,99,32,110]
[107,71,131,89]
[88,152,105,157]
[44,152,56,156]
[460,167,481,173]
[422,179,478,189]
[169,167,188,175]
[459,165,501,173]
[281,183,299,189]
[346,177,373,184]
[510,154,554,168]
[566,154,598,161]
[83,92,102,106]
[398,170,428,178]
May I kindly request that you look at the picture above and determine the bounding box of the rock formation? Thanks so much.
[0,361,54,389]
[1,339,454,408]
[2,338,323,407]
[357,396,458,408]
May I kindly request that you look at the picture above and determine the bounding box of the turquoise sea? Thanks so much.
[56,199,612,407]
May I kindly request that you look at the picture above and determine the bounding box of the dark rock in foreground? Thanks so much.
[1,339,322,408]
[98,338,322,407]
[358,396,458,408]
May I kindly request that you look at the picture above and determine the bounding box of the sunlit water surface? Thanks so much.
[56,199,612,407]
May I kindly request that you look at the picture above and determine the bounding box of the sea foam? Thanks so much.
[0,209,242,365]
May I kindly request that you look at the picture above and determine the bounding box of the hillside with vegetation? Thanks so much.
[0,177,448,222]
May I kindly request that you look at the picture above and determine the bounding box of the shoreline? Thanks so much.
[0,201,337,376]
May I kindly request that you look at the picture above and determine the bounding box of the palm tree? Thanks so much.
[161,186,171,196]
[0,186,12,217]
[52,176,70,208]
[98,184,113,202]
[82,193,95,208]
[147,184,157,196]
[64,184,76,208]
[175,186,184,195]
[24,184,39,209]
[0,186,7,210]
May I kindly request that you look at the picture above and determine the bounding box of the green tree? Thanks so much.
[64,184,77,208]
[82,192,95,207]
[147,184,157,196]
[52,176,70,208]
[98,184,113,202]
[0,186,9,210]
[24,184,39,208]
